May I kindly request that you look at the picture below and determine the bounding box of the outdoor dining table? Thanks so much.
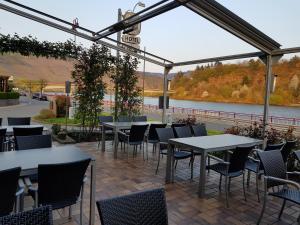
[165,134,263,198]
[0,145,96,225]
[1,125,49,135]
[101,121,162,158]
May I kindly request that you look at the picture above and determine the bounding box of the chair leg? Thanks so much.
[207,157,210,173]
[278,199,286,220]
[243,171,247,201]
[156,153,161,174]
[190,156,194,180]
[247,170,251,187]
[175,160,178,169]
[228,178,231,193]
[225,175,229,208]
[68,206,72,220]
[219,175,222,191]
[256,173,260,202]
[142,144,145,161]
[257,192,268,225]
[127,143,129,161]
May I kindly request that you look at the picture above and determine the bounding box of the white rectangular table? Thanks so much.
[101,122,161,158]
[1,125,48,135]
[0,146,96,225]
[165,134,263,197]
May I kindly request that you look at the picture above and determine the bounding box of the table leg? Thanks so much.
[165,143,173,183]
[101,125,106,152]
[198,151,207,198]
[113,128,119,159]
[89,160,96,225]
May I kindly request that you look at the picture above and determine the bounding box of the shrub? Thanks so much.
[0,92,20,99]
[37,109,55,119]
[51,124,61,135]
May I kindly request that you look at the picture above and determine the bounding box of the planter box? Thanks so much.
[0,98,19,107]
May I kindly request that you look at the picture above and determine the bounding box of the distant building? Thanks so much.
[0,75,9,92]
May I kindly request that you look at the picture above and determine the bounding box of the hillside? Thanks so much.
[0,54,163,90]
[171,57,300,106]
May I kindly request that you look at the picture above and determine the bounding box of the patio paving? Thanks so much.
[23,141,300,225]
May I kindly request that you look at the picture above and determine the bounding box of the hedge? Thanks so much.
[0,92,20,99]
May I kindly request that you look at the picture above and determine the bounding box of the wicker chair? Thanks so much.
[15,134,52,151]
[132,116,147,122]
[0,167,23,217]
[191,124,207,136]
[145,123,167,154]
[97,188,168,225]
[207,145,255,207]
[117,116,131,122]
[7,117,31,126]
[155,128,192,178]
[257,150,300,225]
[0,205,53,225]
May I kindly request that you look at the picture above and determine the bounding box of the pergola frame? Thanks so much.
[1,0,300,144]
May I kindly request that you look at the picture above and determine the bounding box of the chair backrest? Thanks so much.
[293,150,300,162]
[129,125,149,143]
[265,141,285,151]
[15,135,52,151]
[13,127,44,137]
[0,128,6,152]
[228,145,254,173]
[98,116,113,124]
[174,126,192,138]
[0,205,53,225]
[156,128,174,143]
[38,159,90,209]
[191,124,207,136]
[117,116,131,122]
[132,116,147,122]
[0,167,21,217]
[97,188,168,225]
[8,117,31,126]
[281,139,297,163]
[257,150,286,188]
[148,124,167,141]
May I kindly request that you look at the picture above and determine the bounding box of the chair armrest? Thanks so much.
[265,176,300,190]
[18,179,25,189]
[83,175,88,183]
[159,141,169,145]
[287,171,300,176]
[208,154,230,165]
[248,156,260,163]
[24,177,33,187]
[15,188,24,197]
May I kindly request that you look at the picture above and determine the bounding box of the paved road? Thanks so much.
[0,96,49,125]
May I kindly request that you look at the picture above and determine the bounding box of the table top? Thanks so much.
[103,121,162,129]
[1,125,48,134]
[0,146,93,176]
[169,134,263,153]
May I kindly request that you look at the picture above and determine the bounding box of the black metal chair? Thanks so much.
[191,124,207,136]
[0,167,23,217]
[0,205,53,225]
[13,127,44,150]
[174,126,193,138]
[97,188,168,225]
[28,159,90,225]
[171,123,185,138]
[257,150,300,225]
[117,116,131,122]
[206,145,255,207]
[0,128,7,152]
[145,123,167,153]
[245,141,286,202]
[118,125,149,160]
[97,116,114,149]
[133,115,147,122]
[7,117,31,126]
[155,128,193,178]
[15,134,52,151]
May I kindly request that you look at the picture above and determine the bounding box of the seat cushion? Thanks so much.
[174,151,192,159]
[207,163,243,177]
[270,189,300,204]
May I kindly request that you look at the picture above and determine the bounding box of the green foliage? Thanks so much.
[111,54,142,118]
[72,44,113,137]
[36,109,55,119]
[0,92,20,99]
[0,33,81,59]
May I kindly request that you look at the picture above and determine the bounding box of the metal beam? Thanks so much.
[162,66,172,123]
[0,3,166,67]
[184,0,281,54]
[2,0,173,63]
[94,1,181,40]
[272,47,300,56]
[170,51,264,67]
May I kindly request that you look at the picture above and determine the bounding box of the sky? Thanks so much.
[0,0,299,73]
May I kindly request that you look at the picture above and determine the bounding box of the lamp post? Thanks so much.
[133,1,146,12]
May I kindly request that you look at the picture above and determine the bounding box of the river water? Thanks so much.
[104,95,300,119]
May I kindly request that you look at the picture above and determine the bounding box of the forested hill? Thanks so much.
[170,56,300,106]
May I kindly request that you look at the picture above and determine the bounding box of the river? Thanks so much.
[104,95,300,119]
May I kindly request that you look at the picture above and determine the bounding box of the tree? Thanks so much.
[72,44,113,137]
[111,54,142,118]
[37,79,48,97]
